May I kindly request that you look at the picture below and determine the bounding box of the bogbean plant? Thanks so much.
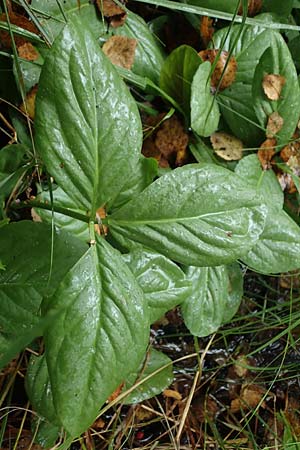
[2,5,300,446]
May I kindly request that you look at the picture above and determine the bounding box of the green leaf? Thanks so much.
[122,248,192,323]
[191,61,220,137]
[0,221,86,337]
[35,186,90,242]
[235,155,300,273]
[242,208,300,273]
[212,25,279,144]
[0,144,29,199]
[253,40,300,144]
[235,154,283,207]
[26,354,59,426]
[31,0,104,43]
[182,0,240,13]
[108,164,267,267]
[44,237,149,437]
[159,45,201,117]
[114,11,165,84]
[262,0,293,16]
[123,348,173,404]
[13,48,43,93]
[181,263,243,337]
[35,18,143,217]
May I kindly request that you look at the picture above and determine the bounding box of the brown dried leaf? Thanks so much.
[198,49,237,91]
[279,270,300,289]
[233,355,251,378]
[230,383,266,413]
[266,111,284,138]
[210,131,243,160]
[102,35,137,70]
[199,16,214,47]
[107,382,124,402]
[17,42,39,61]
[277,172,297,193]
[20,84,38,120]
[163,389,182,400]
[95,0,127,27]
[257,138,276,170]
[142,114,189,168]
[262,74,286,101]
[0,12,39,49]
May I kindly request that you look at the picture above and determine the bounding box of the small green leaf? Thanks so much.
[123,248,192,323]
[123,348,173,404]
[115,11,165,84]
[109,164,267,267]
[236,155,300,273]
[191,61,220,137]
[160,45,201,117]
[44,237,149,437]
[35,18,143,217]
[181,263,243,337]
[252,35,300,144]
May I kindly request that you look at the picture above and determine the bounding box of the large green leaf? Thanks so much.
[159,45,201,118]
[44,237,149,437]
[191,62,220,137]
[108,164,267,267]
[35,19,143,217]
[262,0,293,16]
[25,354,59,426]
[123,348,173,404]
[181,262,243,337]
[236,155,300,273]
[123,248,192,323]
[114,11,165,84]
[252,36,300,144]
[0,221,86,337]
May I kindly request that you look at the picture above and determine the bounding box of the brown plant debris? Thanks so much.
[17,42,39,61]
[238,0,263,16]
[95,0,127,27]
[198,49,237,91]
[266,111,284,138]
[20,84,38,120]
[257,138,276,170]
[0,12,39,49]
[142,114,189,168]
[210,131,243,160]
[230,383,266,413]
[102,35,137,69]
[199,16,215,47]
[262,74,286,101]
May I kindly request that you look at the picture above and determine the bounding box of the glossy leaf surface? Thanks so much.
[123,248,192,323]
[35,19,142,217]
[44,237,149,437]
[123,348,173,404]
[191,62,220,137]
[236,155,300,273]
[0,221,86,337]
[252,36,300,144]
[109,164,267,267]
[160,45,201,117]
[181,263,243,337]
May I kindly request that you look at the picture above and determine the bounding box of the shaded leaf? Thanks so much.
[109,164,267,267]
[123,348,173,404]
[181,263,243,337]
[35,19,142,217]
[160,45,201,117]
[44,237,149,437]
[191,61,220,137]
[122,248,192,323]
